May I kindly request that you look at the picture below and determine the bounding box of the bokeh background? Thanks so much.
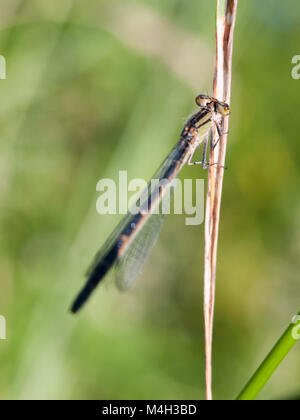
[0,0,300,400]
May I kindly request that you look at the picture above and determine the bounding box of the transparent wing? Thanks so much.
[85,211,133,279]
[86,140,187,280]
[115,210,166,291]
[71,139,191,312]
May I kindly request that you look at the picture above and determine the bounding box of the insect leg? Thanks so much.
[210,118,229,150]
[187,132,210,168]
[187,131,227,170]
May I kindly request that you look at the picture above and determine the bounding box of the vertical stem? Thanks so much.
[203,0,238,400]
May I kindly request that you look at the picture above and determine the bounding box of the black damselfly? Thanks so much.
[71,95,230,313]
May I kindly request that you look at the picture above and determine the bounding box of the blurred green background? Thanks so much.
[0,0,300,400]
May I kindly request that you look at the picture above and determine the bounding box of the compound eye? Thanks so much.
[223,104,230,115]
[215,102,230,115]
[195,94,211,108]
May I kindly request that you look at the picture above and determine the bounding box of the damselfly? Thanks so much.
[71,95,230,313]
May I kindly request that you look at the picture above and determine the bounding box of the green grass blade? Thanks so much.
[237,312,300,400]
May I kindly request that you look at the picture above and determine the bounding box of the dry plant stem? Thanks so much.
[203,0,238,401]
